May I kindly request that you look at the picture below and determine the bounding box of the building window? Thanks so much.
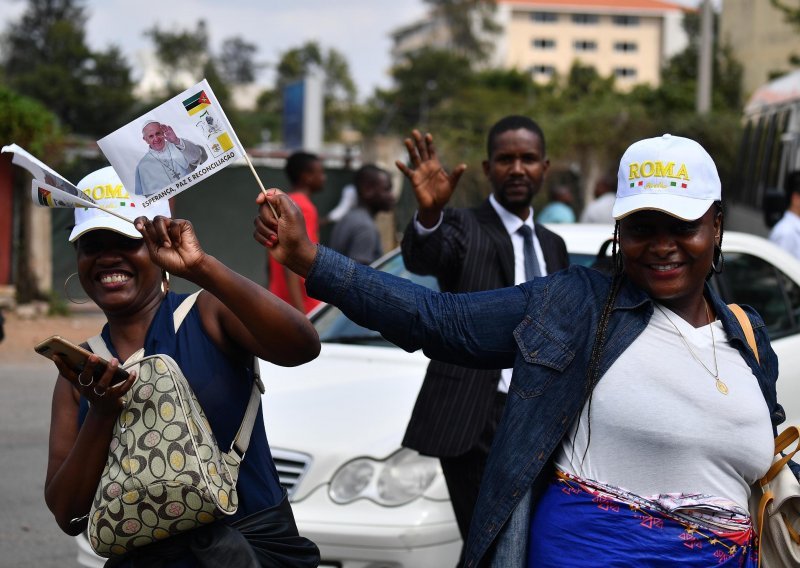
[614,67,637,79]
[574,40,597,52]
[572,13,599,25]
[530,65,556,77]
[613,15,640,26]
[614,42,638,53]
[532,38,556,49]
[531,12,558,23]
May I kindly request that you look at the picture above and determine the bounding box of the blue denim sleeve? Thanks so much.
[306,246,528,369]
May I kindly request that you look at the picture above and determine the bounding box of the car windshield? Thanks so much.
[313,251,439,346]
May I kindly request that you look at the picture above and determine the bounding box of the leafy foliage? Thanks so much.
[218,38,261,84]
[145,20,209,88]
[0,85,62,157]
[423,0,500,62]
[268,41,358,141]
[1,0,135,136]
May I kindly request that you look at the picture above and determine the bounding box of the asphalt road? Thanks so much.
[0,361,82,567]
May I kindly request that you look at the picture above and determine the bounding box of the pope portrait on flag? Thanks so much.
[134,119,207,196]
[97,80,244,207]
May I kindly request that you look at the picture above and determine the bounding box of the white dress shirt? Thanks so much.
[769,210,800,260]
[413,194,548,392]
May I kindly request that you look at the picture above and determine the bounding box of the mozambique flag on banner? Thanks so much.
[183,90,212,116]
[37,187,54,207]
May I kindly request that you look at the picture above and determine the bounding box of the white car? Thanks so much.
[77,224,800,567]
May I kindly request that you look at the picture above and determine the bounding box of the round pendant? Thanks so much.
[716,378,729,395]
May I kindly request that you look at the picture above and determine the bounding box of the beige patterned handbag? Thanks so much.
[729,304,800,567]
[85,292,265,558]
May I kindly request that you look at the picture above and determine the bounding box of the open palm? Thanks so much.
[396,130,466,225]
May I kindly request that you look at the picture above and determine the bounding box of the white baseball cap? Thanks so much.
[68,166,171,242]
[612,134,721,221]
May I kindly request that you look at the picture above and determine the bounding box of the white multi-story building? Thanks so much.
[392,0,691,89]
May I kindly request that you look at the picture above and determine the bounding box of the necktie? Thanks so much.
[518,224,542,280]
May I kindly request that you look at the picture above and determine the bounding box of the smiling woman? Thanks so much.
[256,133,792,567]
[44,167,321,566]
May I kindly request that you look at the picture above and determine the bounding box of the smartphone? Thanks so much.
[34,335,129,383]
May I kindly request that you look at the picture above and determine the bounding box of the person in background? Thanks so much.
[47,167,320,566]
[256,133,784,567]
[320,183,357,227]
[395,116,569,558]
[268,151,325,313]
[769,171,800,260]
[328,164,395,265]
[579,173,616,224]
[537,184,576,223]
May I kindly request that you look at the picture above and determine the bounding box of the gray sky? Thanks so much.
[2,0,429,99]
[2,0,705,99]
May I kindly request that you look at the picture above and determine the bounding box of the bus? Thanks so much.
[730,69,800,235]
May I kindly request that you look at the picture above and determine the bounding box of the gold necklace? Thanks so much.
[655,301,729,395]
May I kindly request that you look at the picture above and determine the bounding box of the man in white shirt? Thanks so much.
[396,116,569,558]
[769,172,800,260]
[579,174,616,224]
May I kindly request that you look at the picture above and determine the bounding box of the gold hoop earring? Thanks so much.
[64,272,89,304]
[161,271,170,295]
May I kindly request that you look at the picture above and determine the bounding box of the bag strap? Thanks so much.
[728,304,760,365]
[173,291,201,332]
[86,290,265,462]
[762,425,800,485]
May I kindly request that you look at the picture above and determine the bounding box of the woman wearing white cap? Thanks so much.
[45,167,320,566]
[255,134,792,566]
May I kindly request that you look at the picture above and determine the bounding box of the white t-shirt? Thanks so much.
[555,305,774,509]
[579,192,616,224]
[769,210,800,260]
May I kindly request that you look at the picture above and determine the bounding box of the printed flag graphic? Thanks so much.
[97,79,245,207]
[1,144,99,210]
[183,90,212,116]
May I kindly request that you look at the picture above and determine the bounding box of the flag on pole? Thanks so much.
[2,145,140,223]
[1,144,98,209]
[97,79,246,209]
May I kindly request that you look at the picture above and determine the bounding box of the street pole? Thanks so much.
[696,0,713,115]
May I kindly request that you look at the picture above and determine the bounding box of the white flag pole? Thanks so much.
[242,153,279,219]
[88,202,137,224]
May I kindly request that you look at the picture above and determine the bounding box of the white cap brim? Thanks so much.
[69,214,141,242]
[612,193,715,222]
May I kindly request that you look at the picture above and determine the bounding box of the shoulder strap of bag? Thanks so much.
[86,290,265,461]
[728,303,760,365]
[763,425,800,485]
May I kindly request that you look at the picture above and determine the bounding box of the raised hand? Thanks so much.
[254,190,318,277]
[395,130,466,228]
[162,124,179,145]
[134,216,206,279]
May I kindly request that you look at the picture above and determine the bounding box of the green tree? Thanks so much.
[145,20,210,95]
[274,41,358,141]
[0,86,63,303]
[218,38,261,84]
[370,48,474,134]
[654,11,743,112]
[1,0,135,135]
[424,0,500,62]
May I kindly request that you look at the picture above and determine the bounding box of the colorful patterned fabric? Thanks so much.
[528,471,757,567]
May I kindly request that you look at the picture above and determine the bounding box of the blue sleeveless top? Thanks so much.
[79,291,284,521]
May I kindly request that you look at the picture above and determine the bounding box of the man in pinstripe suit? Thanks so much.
[397,116,569,555]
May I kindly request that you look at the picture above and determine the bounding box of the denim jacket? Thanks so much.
[306,246,784,568]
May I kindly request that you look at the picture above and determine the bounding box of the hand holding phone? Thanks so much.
[35,335,129,383]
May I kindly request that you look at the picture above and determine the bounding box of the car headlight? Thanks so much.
[329,448,440,506]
